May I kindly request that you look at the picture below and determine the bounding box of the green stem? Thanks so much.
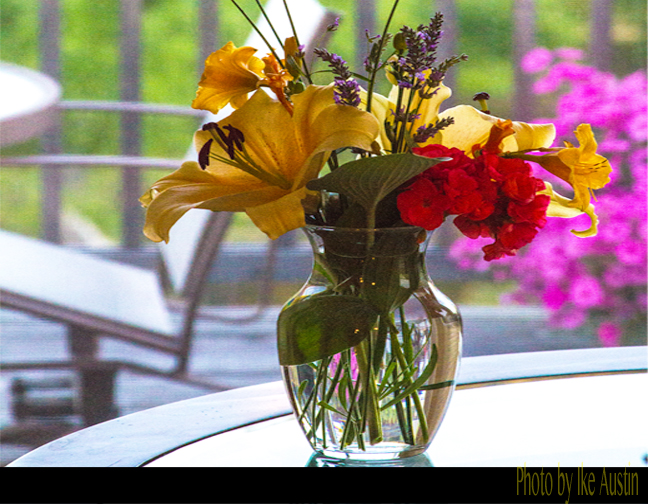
[365,0,401,113]
[392,363,414,444]
[372,316,389,374]
[388,324,430,442]
[230,0,284,67]
[355,340,383,445]
[395,86,416,153]
[255,0,284,50]
[340,354,363,448]
[282,0,312,83]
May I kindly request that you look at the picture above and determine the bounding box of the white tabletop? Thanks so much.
[147,372,648,467]
[0,62,61,146]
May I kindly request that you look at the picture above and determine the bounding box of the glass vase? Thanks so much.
[278,225,462,461]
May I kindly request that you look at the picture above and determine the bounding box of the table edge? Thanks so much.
[7,346,646,467]
[0,62,62,146]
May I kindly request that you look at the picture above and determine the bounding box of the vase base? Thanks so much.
[308,447,432,466]
[313,443,428,462]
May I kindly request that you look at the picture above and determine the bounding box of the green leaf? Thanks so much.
[361,252,420,314]
[318,400,346,417]
[380,343,439,410]
[419,380,455,391]
[277,294,379,365]
[297,379,309,400]
[306,153,449,213]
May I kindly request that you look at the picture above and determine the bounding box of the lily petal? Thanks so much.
[436,105,556,155]
[515,124,612,212]
[245,187,314,239]
[540,181,599,237]
[140,161,280,242]
[192,42,266,114]
[359,89,394,150]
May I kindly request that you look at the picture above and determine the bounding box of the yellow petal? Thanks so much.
[230,92,251,110]
[436,105,555,156]
[540,182,599,237]
[191,42,265,114]
[558,123,612,191]
[546,124,613,211]
[360,83,451,153]
[435,105,495,154]
[141,161,277,243]
[574,123,598,157]
[211,89,304,179]
[292,85,380,174]
[510,120,556,151]
[141,162,225,242]
[245,187,312,240]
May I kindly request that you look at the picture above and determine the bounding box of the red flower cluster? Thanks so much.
[397,143,550,261]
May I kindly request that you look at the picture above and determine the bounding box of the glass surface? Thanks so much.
[146,372,648,467]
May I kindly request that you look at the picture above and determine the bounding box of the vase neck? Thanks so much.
[304,225,430,256]
[303,225,431,288]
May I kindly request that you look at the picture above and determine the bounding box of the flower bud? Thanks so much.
[393,32,407,51]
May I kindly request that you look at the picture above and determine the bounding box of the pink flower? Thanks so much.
[521,47,553,73]
[450,48,646,338]
[549,305,587,329]
[542,284,568,311]
[616,240,646,266]
[598,321,622,347]
[570,275,604,308]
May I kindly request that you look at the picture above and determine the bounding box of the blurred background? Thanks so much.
[0,0,646,464]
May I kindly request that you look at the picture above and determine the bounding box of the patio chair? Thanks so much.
[0,0,337,427]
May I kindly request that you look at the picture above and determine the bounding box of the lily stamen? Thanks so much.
[201,122,292,190]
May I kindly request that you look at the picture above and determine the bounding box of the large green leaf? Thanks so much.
[277,294,379,365]
[361,230,422,314]
[306,153,448,213]
[361,253,419,314]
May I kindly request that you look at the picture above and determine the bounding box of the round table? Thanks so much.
[7,346,647,468]
[145,372,647,467]
[0,62,61,146]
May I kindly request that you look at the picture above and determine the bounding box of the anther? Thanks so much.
[198,139,213,170]
[472,92,491,114]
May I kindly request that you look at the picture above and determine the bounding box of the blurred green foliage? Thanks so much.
[0,0,645,242]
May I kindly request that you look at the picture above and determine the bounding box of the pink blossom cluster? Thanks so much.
[450,47,647,346]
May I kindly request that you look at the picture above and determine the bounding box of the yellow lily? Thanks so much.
[192,41,266,114]
[361,83,452,153]
[192,39,299,116]
[142,85,380,242]
[365,83,556,155]
[434,105,556,155]
[513,124,612,212]
[510,123,612,237]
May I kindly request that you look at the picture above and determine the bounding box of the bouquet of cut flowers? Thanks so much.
[140,0,612,457]
[140,3,610,259]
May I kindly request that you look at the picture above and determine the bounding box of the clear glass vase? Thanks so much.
[278,225,462,461]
